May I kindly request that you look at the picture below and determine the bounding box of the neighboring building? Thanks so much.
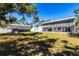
[31,17,76,32]
[0,24,31,33]
[0,28,12,33]
[9,24,31,32]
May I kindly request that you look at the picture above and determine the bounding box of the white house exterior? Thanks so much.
[8,24,31,32]
[0,17,78,33]
[31,17,76,32]
[0,24,31,33]
[0,28,12,33]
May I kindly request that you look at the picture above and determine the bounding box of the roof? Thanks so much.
[10,24,30,27]
[41,17,75,25]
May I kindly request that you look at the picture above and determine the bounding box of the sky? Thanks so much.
[11,3,79,23]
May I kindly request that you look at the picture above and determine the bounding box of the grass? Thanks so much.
[0,32,79,56]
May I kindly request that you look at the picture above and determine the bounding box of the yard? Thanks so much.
[0,32,79,56]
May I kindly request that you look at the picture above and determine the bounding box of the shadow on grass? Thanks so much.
[0,38,58,56]
[0,41,18,56]
[54,40,79,56]
[27,38,57,56]
[60,45,79,56]
[0,36,79,56]
[68,33,79,38]
[0,32,42,36]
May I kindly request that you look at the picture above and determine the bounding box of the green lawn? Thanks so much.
[0,32,79,56]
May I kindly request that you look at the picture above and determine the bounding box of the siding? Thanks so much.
[0,28,12,33]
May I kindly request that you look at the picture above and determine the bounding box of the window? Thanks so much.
[58,27,61,30]
[48,28,52,31]
[54,28,56,30]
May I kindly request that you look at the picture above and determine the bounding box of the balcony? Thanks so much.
[42,22,74,28]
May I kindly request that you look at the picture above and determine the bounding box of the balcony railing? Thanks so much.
[42,22,74,28]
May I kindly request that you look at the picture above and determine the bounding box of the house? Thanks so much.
[31,17,77,32]
[8,24,31,32]
[0,24,31,33]
[0,17,78,33]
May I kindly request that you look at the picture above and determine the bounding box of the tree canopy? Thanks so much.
[0,3,39,27]
[74,8,79,25]
[74,8,79,32]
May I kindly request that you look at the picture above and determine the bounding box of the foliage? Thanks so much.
[0,21,7,28]
[74,8,79,32]
[0,3,17,15]
[17,4,35,16]
[39,20,46,24]
[74,8,79,24]
[0,3,38,27]
[19,16,27,24]
[74,8,79,15]
[6,16,17,24]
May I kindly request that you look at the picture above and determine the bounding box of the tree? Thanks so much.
[18,3,39,26]
[0,3,17,27]
[39,20,46,25]
[33,10,39,27]
[18,3,39,27]
[74,8,79,32]
[29,22,33,28]
[0,3,38,27]
[17,4,35,16]
[5,16,17,24]
[0,3,16,15]
[19,16,26,24]
[0,3,17,19]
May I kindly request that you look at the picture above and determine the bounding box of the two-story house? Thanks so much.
[32,17,76,32]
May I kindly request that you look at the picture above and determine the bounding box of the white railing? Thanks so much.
[42,22,74,28]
